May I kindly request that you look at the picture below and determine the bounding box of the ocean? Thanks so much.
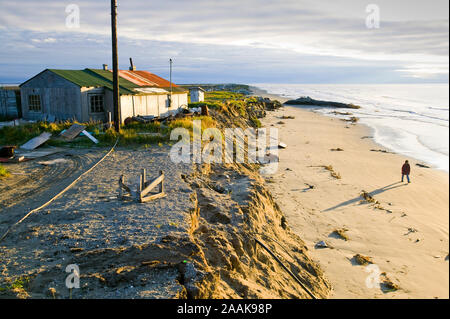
[253,83,449,172]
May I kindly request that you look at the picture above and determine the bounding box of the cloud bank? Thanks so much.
[0,0,448,83]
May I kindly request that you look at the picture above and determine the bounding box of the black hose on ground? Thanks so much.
[0,138,120,243]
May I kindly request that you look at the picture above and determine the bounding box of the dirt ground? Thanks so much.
[1,146,197,298]
[0,142,331,299]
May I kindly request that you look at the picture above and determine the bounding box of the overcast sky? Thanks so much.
[0,0,448,84]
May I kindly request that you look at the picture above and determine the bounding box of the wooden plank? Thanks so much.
[140,192,166,203]
[141,173,165,198]
[20,132,52,150]
[60,124,85,140]
[16,148,62,159]
[138,173,143,199]
[37,158,69,165]
[82,130,99,144]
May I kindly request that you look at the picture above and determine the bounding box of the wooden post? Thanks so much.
[159,170,164,193]
[111,0,120,132]
[138,172,143,201]
[119,175,123,199]
[142,168,146,190]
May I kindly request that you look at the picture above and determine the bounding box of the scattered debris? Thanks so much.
[305,183,315,189]
[0,156,26,163]
[330,148,344,152]
[119,169,166,203]
[380,273,400,292]
[37,159,70,166]
[323,165,341,179]
[361,136,373,139]
[353,254,373,265]
[15,147,64,159]
[139,169,166,203]
[330,111,353,116]
[342,117,359,123]
[310,165,342,179]
[60,124,85,141]
[404,228,418,236]
[331,228,349,241]
[360,190,378,204]
[82,130,99,144]
[20,132,52,150]
[281,115,295,119]
[278,142,287,149]
[277,121,286,125]
[0,146,15,158]
[416,163,430,168]
[201,104,209,116]
[315,241,329,249]
[370,149,395,154]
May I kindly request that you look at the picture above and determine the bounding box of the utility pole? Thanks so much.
[111,0,120,132]
[169,58,173,108]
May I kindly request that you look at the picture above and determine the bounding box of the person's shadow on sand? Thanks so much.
[322,181,407,212]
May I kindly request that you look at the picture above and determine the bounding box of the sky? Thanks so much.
[0,0,448,84]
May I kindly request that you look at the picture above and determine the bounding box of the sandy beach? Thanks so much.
[260,100,449,299]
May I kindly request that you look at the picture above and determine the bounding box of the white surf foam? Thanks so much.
[254,83,449,172]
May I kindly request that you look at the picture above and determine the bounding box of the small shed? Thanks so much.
[189,87,205,103]
[0,86,21,119]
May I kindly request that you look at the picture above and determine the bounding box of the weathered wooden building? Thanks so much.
[0,86,21,118]
[19,68,188,123]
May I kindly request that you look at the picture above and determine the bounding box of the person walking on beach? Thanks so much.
[402,160,411,183]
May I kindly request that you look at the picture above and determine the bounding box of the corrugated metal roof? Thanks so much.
[118,70,155,86]
[131,70,178,88]
[21,68,187,95]
[48,69,139,95]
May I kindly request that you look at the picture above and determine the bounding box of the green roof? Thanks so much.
[48,69,140,95]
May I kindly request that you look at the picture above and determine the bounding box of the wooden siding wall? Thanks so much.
[81,87,108,122]
[20,70,82,121]
[0,88,20,118]
[120,93,188,121]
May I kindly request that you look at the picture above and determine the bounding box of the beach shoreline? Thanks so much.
[253,87,449,298]
[250,85,449,173]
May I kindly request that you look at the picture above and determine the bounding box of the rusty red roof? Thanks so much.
[118,70,178,88]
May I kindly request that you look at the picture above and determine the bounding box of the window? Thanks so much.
[28,94,41,111]
[89,94,104,113]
